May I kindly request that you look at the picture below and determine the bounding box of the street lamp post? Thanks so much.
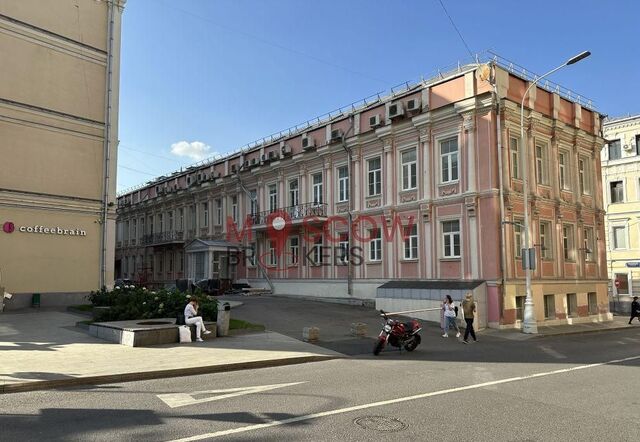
[520,51,590,334]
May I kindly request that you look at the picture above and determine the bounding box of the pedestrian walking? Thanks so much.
[629,296,640,325]
[184,298,212,342]
[462,292,478,344]
[441,295,460,338]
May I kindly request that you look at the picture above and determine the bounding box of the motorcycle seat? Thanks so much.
[403,322,415,332]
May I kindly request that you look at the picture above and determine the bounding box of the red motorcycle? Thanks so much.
[373,310,422,355]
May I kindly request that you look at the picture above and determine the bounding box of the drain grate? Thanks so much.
[354,416,407,432]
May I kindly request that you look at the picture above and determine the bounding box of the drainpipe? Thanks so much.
[491,64,508,324]
[341,117,355,297]
[100,0,116,289]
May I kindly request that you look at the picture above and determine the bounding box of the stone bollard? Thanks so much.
[350,322,367,337]
[302,326,320,342]
[216,302,231,337]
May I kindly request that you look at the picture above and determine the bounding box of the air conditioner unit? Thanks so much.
[369,114,383,128]
[406,99,421,113]
[302,135,316,150]
[282,144,292,156]
[623,143,633,152]
[388,102,404,119]
[330,129,343,143]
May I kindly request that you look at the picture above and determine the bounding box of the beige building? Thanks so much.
[0,0,126,309]
[601,115,640,312]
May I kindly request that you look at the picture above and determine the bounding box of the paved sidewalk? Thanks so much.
[0,309,341,393]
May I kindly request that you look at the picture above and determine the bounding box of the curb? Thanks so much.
[0,355,340,394]
[536,325,635,338]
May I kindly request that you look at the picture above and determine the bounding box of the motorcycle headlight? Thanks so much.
[383,324,392,332]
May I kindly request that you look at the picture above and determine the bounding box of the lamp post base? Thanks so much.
[522,298,538,334]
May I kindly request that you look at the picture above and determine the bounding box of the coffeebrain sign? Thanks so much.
[2,222,87,237]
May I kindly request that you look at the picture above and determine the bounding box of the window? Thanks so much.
[157,214,163,232]
[194,252,204,280]
[289,179,299,207]
[583,227,595,261]
[578,158,591,195]
[178,208,184,231]
[535,143,549,185]
[289,236,299,265]
[268,240,277,266]
[168,253,174,273]
[338,233,349,264]
[215,199,222,225]
[562,224,574,261]
[312,235,323,264]
[231,196,238,223]
[312,173,323,205]
[139,218,145,239]
[566,293,577,318]
[510,137,520,179]
[615,273,629,295]
[588,292,598,315]
[338,166,349,202]
[367,157,382,196]
[249,190,257,216]
[544,294,556,320]
[148,215,154,235]
[168,211,174,231]
[559,152,569,190]
[442,220,461,258]
[369,228,382,261]
[637,135,640,156]
[403,224,418,260]
[178,252,184,272]
[247,243,256,267]
[515,296,525,322]
[189,206,196,230]
[201,203,208,228]
[269,184,278,212]
[514,220,523,258]
[440,138,458,183]
[401,148,417,190]
[539,221,552,259]
[610,181,624,203]
[131,219,137,240]
[608,139,621,160]
[612,226,627,249]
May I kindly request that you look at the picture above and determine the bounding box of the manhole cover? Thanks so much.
[137,321,172,325]
[354,416,407,432]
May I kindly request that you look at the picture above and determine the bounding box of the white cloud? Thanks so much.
[170,141,213,161]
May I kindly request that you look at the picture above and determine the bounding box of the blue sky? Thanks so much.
[117,0,639,192]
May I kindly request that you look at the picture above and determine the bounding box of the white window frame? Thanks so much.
[312,173,323,206]
[583,226,595,261]
[609,180,625,204]
[337,166,349,202]
[268,240,277,266]
[367,156,382,196]
[578,157,591,195]
[539,221,553,259]
[338,232,349,264]
[442,220,461,259]
[440,137,459,184]
[312,235,323,265]
[514,220,523,258]
[401,148,417,190]
[231,196,238,223]
[369,228,382,262]
[510,137,520,179]
[612,224,628,250]
[562,224,575,261]
[289,236,299,265]
[535,142,549,185]
[215,199,222,225]
[249,190,257,216]
[268,184,278,212]
[403,224,418,260]
[559,150,570,190]
[289,178,299,207]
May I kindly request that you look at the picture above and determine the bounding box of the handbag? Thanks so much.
[179,325,192,343]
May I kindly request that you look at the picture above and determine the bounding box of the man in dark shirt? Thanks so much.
[629,296,640,325]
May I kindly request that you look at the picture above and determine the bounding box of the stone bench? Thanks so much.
[88,319,217,347]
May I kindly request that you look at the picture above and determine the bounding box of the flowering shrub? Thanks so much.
[89,286,218,322]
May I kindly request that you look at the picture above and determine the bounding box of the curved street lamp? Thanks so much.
[520,51,591,334]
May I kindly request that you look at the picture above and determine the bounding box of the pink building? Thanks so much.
[116,58,610,328]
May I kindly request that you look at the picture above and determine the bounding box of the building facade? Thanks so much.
[116,59,610,328]
[602,115,640,312]
[0,0,126,308]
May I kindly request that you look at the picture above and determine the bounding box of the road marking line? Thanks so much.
[167,355,640,441]
[158,382,307,408]
[538,345,567,359]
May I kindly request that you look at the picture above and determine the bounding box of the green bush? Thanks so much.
[89,285,218,322]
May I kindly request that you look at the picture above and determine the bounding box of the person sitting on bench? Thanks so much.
[184,298,212,342]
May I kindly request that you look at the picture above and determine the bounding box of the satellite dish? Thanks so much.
[477,64,491,82]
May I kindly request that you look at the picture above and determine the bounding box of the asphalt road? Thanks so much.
[2,325,640,442]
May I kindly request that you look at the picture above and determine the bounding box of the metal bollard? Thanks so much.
[216,302,231,337]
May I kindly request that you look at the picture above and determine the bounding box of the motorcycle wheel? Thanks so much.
[404,334,421,352]
[373,339,385,356]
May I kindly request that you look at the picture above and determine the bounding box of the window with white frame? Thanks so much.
[578,157,591,195]
[612,225,627,250]
[369,228,382,261]
[201,203,208,227]
[312,173,323,205]
[249,190,257,216]
[559,151,570,190]
[403,224,418,260]
[514,220,523,258]
[269,184,278,212]
[268,240,277,266]
[215,199,222,225]
[231,196,238,223]
[289,236,299,265]
[338,166,349,202]
[401,148,417,190]
[312,235,323,264]
[510,137,520,179]
[535,143,549,185]
[608,139,621,160]
[563,224,575,261]
[289,178,299,207]
[338,233,349,264]
[583,227,595,261]
[442,220,461,258]
[610,181,624,203]
[440,138,459,183]
[367,157,382,196]
[539,221,552,259]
